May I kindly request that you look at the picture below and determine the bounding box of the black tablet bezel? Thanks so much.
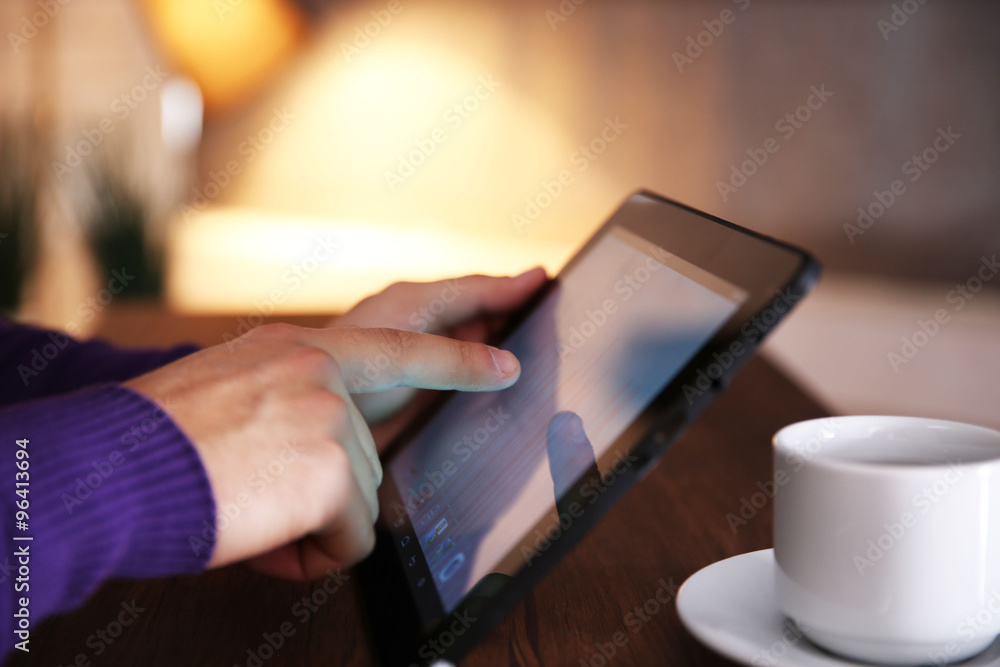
[357,190,820,666]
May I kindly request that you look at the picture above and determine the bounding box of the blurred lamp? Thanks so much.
[139,0,306,111]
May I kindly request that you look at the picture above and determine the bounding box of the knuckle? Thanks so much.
[256,322,299,339]
[310,388,348,418]
[288,345,332,369]
[368,327,411,380]
[267,346,334,384]
[369,282,415,310]
[331,323,367,345]
[307,390,351,436]
[454,339,475,368]
[266,385,348,440]
[384,281,415,297]
[348,293,377,313]
[370,326,408,349]
[325,440,353,479]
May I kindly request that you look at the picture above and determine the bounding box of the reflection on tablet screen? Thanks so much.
[389,226,746,613]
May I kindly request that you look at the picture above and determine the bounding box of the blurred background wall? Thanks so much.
[1,0,997,427]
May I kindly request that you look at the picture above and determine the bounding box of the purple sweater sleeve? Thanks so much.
[0,323,217,658]
[0,318,200,405]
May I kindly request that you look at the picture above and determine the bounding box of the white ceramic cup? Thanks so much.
[773,416,1000,665]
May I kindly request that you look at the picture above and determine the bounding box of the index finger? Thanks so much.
[304,327,522,393]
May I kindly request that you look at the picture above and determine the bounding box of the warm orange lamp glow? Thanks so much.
[167,207,572,314]
[139,0,305,111]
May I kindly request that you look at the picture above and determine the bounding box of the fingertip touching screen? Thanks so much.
[382,225,747,619]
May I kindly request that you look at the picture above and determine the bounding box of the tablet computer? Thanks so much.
[357,190,820,666]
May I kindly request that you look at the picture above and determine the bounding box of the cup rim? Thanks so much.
[772,415,1000,474]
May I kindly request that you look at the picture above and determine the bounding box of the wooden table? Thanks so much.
[8,306,829,667]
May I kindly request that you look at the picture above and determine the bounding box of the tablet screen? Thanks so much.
[387,225,747,617]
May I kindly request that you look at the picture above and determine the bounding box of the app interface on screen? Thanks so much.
[389,226,746,614]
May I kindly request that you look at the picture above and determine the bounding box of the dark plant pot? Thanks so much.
[85,159,163,301]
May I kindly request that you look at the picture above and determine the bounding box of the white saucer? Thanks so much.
[677,549,1000,667]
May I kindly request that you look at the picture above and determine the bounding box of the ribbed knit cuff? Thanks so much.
[0,384,216,620]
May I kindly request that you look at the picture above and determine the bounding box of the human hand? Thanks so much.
[334,268,547,450]
[124,323,523,580]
